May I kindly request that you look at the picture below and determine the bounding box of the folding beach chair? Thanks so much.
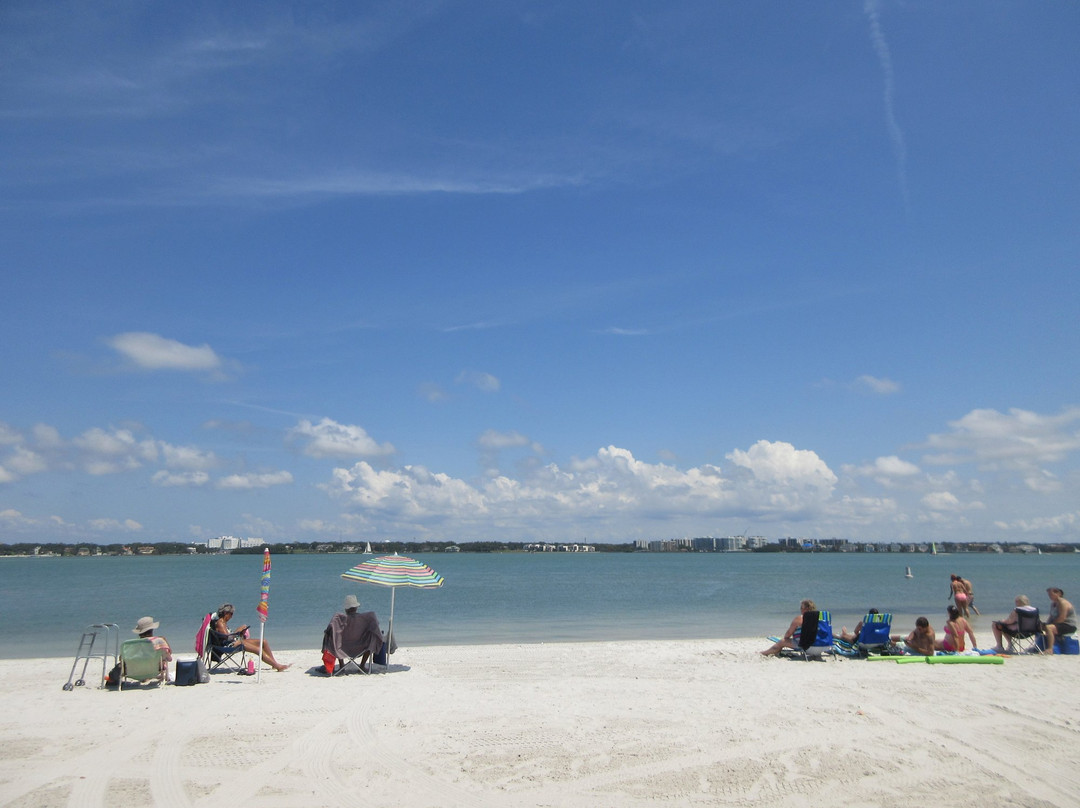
[198,612,247,673]
[783,611,834,660]
[1005,607,1043,655]
[322,611,384,676]
[117,638,166,691]
[856,613,893,655]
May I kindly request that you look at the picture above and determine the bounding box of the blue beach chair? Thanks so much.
[782,611,834,660]
[856,612,893,654]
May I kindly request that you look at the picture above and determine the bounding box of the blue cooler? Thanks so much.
[1057,635,1080,655]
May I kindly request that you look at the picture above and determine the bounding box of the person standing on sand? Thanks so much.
[961,575,980,616]
[949,574,971,618]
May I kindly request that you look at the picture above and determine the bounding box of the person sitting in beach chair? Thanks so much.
[321,594,386,675]
[762,600,833,659]
[211,603,289,672]
[991,595,1042,655]
[108,616,172,688]
[838,613,881,643]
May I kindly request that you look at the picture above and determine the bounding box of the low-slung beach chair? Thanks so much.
[198,612,247,673]
[117,638,166,691]
[782,611,834,660]
[856,613,893,654]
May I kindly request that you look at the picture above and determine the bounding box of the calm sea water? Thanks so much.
[2,551,1077,659]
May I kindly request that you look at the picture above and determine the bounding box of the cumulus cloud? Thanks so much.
[216,470,294,490]
[456,370,501,393]
[159,442,218,471]
[107,332,223,372]
[922,407,1080,469]
[289,418,396,460]
[855,375,901,395]
[73,426,158,475]
[848,455,920,486]
[323,440,839,536]
[726,440,837,491]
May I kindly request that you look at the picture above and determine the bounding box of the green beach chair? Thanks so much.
[117,638,166,690]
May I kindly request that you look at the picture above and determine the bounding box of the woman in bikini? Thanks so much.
[936,605,977,652]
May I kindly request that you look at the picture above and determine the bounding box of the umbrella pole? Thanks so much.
[256,623,264,683]
[385,587,396,673]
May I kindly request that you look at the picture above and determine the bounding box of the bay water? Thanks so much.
[2,551,1077,660]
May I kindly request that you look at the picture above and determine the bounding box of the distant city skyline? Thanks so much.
[2,2,1078,544]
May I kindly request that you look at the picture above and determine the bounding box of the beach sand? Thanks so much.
[2,639,1077,807]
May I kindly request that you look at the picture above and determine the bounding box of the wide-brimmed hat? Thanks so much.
[343,594,360,610]
[133,616,159,634]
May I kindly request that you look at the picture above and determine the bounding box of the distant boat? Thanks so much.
[905,566,913,579]
[931,543,937,555]
[363,542,373,554]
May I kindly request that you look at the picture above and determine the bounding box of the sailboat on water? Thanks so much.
[363,542,373,554]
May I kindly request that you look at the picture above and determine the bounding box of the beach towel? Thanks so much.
[322,611,384,661]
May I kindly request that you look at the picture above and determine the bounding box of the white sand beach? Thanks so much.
[2,639,1078,807]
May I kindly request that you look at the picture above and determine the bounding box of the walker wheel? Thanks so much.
[63,683,73,691]
[74,679,85,687]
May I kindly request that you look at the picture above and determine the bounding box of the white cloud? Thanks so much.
[159,442,218,471]
[107,332,223,371]
[152,470,210,487]
[456,370,501,393]
[477,430,543,453]
[289,418,396,460]
[216,471,294,490]
[324,441,839,536]
[0,467,16,484]
[0,423,23,445]
[849,455,920,485]
[88,518,143,532]
[726,440,837,491]
[6,447,48,476]
[855,375,901,395]
[922,407,1080,469]
[995,511,1080,534]
[921,491,960,511]
[73,426,158,475]
[1024,470,1061,493]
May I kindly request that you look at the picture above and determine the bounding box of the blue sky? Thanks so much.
[2,1,1078,544]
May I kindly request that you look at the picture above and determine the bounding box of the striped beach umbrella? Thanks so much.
[341,554,444,666]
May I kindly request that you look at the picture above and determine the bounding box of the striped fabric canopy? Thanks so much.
[341,554,444,589]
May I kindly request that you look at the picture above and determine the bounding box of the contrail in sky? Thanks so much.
[865,0,909,210]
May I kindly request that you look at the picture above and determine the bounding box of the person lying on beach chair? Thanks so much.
[321,594,385,675]
[837,608,880,644]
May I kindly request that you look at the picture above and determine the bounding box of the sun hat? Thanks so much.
[344,594,360,610]
[133,616,159,634]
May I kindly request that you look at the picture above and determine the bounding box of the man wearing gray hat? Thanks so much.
[321,595,385,675]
